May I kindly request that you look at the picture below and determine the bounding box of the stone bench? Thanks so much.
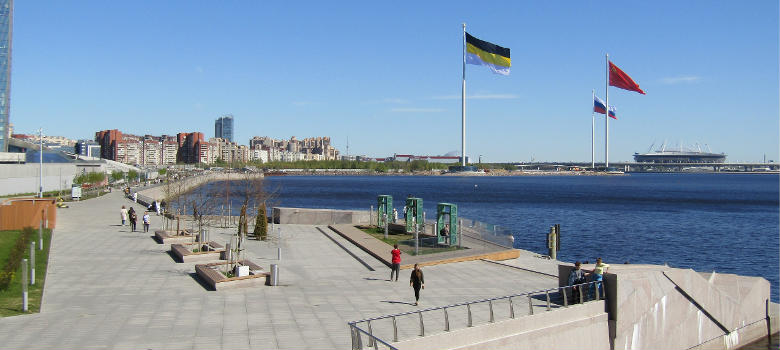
[154,230,197,244]
[170,242,225,263]
[195,260,269,291]
[195,264,227,287]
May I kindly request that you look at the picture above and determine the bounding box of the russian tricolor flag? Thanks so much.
[594,95,617,119]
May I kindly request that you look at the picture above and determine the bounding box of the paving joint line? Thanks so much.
[480,258,558,278]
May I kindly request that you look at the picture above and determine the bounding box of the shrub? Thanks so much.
[0,228,34,290]
[254,203,268,240]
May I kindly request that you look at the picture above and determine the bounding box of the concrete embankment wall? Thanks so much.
[394,301,610,350]
[273,207,369,225]
[558,264,776,349]
[0,164,78,196]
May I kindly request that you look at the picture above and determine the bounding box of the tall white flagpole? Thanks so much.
[461,23,467,167]
[591,89,595,169]
[605,53,610,169]
[39,128,43,198]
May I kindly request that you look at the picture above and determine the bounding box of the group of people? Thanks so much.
[120,205,151,233]
[390,244,425,306]
[567,258,610,303]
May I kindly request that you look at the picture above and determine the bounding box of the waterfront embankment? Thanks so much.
[135,172,263,203]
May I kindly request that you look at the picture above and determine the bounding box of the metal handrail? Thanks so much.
[349,280,606,349]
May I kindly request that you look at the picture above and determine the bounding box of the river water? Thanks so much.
[203,173,779,301]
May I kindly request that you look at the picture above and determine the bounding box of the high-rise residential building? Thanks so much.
[214,114,234,142]
[0,0,12,152]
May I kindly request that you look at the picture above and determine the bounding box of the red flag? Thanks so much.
[609,61,645,94]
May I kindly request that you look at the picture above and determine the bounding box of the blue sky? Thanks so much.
[10,1,779,162]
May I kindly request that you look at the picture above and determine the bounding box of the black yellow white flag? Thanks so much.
[466,32,510,75]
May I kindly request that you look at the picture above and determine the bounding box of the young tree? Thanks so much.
[254,202,268,241]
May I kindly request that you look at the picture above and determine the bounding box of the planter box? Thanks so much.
[195,260,268,291]
[154,230,197,244]
[170,241,225,263]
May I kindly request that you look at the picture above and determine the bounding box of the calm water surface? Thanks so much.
[208,173,780,301]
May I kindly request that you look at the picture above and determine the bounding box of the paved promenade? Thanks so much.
[0,192,560,349]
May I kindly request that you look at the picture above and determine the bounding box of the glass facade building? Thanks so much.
[214,114,234,142]
[0,0,11,152]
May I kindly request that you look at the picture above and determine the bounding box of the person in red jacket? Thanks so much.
[390,244,401,281]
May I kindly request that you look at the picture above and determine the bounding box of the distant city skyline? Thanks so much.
[7,1,779,163]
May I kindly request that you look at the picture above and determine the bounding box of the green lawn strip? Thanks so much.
[359,227,463,256]
[0,231,21,269]
[0,228,52,317]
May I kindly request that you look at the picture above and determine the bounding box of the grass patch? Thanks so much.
[358,226,463,256]
[0,228,52,317]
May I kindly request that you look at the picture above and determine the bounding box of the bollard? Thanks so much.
[30,242,35,285]
[370,205,373,226]
[383,214,388,239]
[458,219,463,248]
[270,264,279,286]
[414,218,419,255]
[278,227,282,260]
[22,259,28,312]
[547,226,557,260]
[38,220,43,251]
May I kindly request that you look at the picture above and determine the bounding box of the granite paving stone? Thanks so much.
[0,191,559,349]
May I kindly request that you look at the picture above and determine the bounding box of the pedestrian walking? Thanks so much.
[128,207,137,232]
[390,244,401,281]
[409,263,424,306]
[392,208,398,223]
[142,213,151,233]
[120,205,128,226]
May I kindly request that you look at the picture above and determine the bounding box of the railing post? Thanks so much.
[489,300,495,323]
[418,311,425,337]
[366,321,374,348]
[467,304,473,327]
[545,291,552,311]
[528,295,534,315]
[392,316,398,342]
[444,307,450,331]
[509,297,515,319]
[579,284,585,303]
[352,325,363,350]
[562,287,568,307]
